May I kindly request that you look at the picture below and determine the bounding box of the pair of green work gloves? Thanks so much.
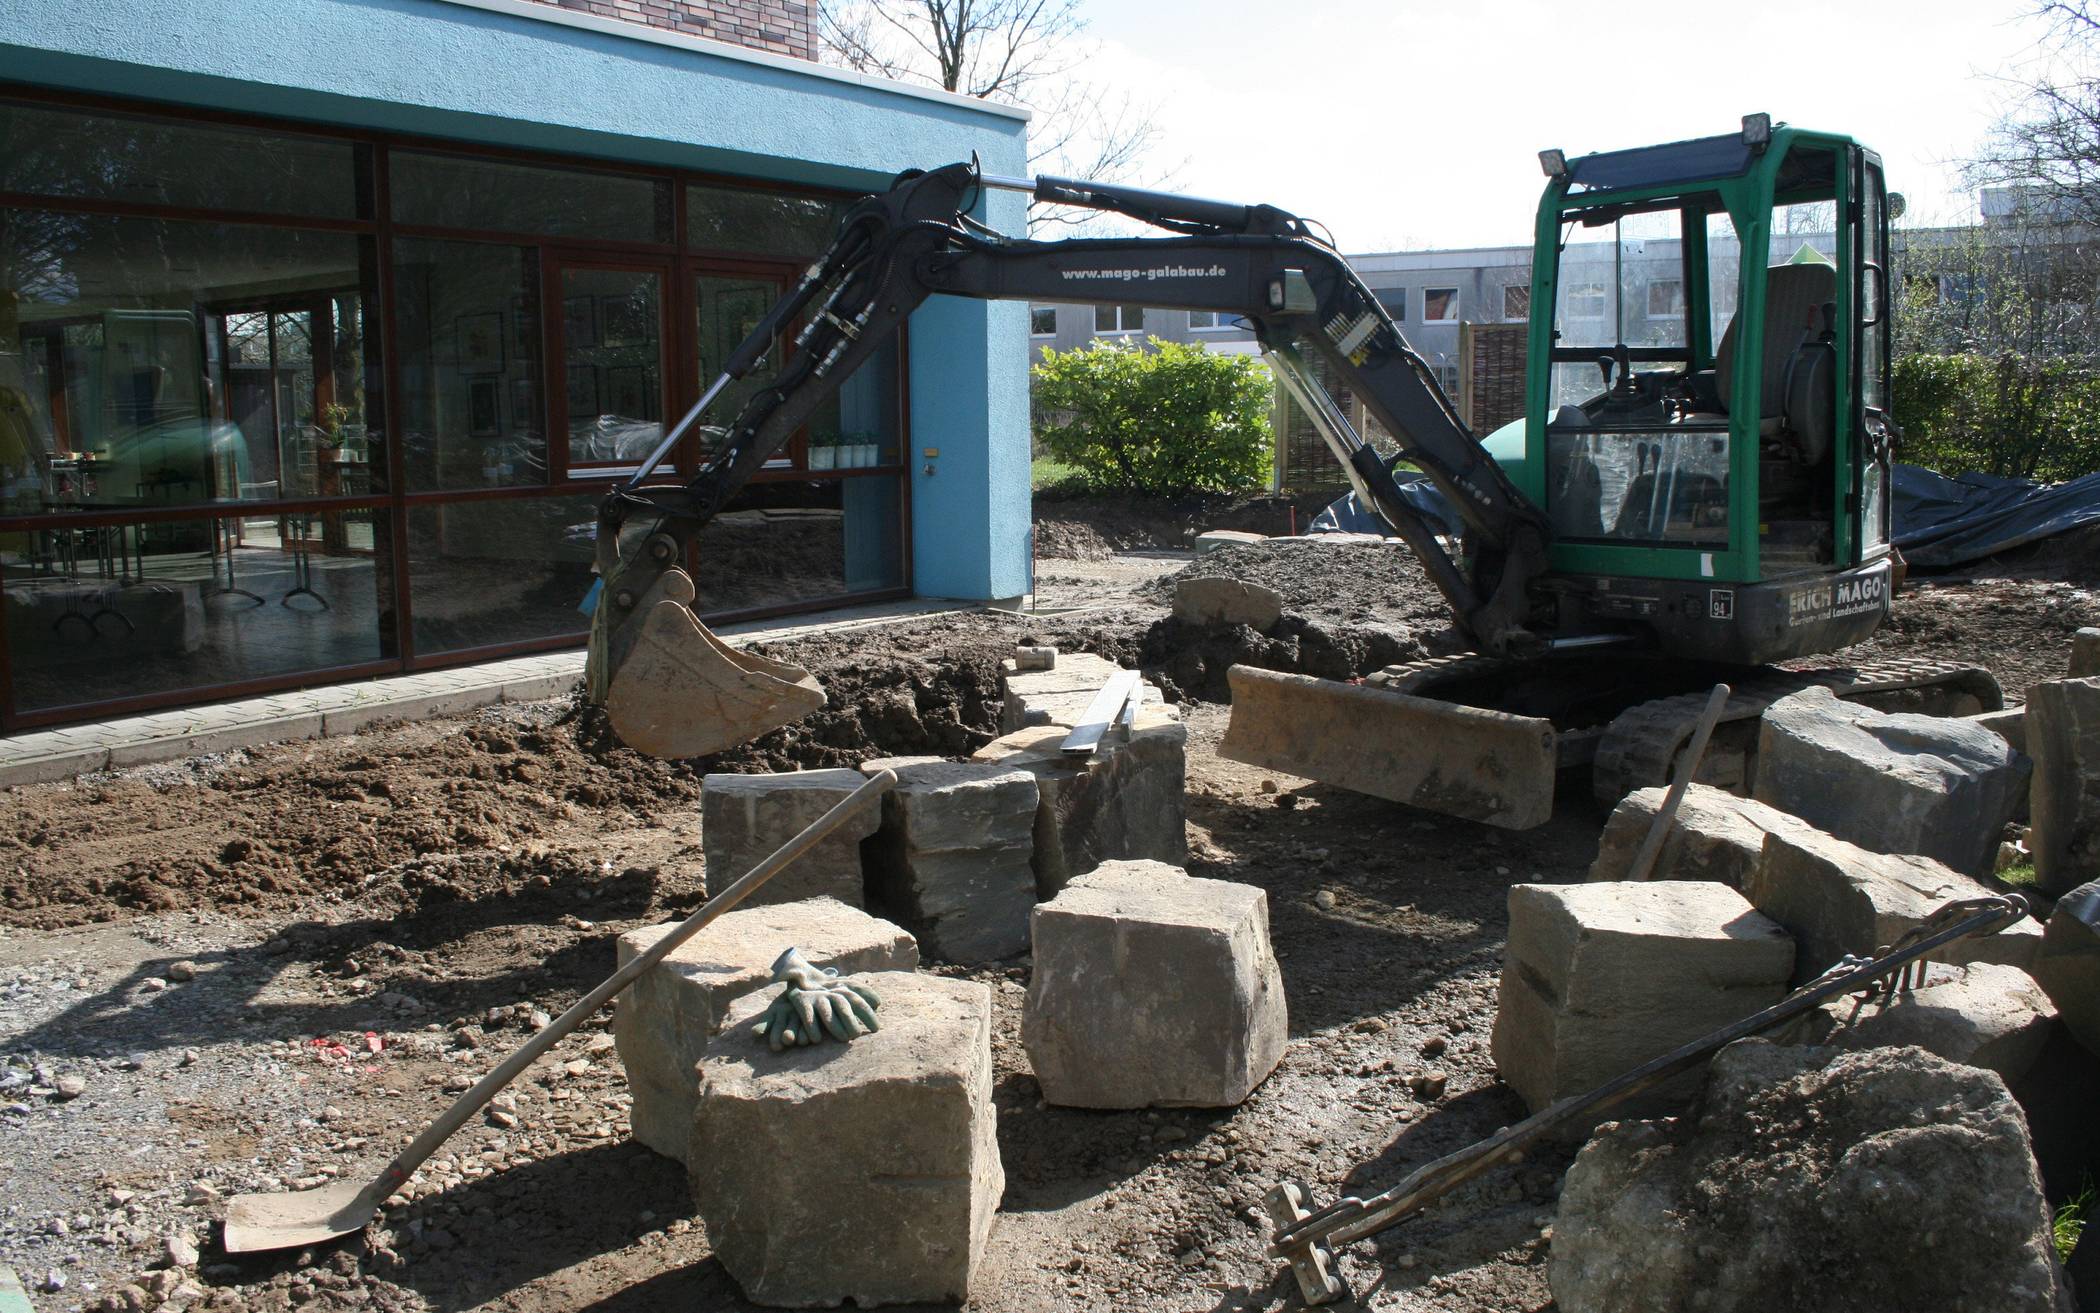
[750,947,882,1051]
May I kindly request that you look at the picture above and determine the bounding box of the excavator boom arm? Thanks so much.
[596,162,1549,655]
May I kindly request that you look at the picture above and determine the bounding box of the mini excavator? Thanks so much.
[585,115,1998,823]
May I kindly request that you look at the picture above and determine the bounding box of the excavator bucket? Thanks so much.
[1219,666,1558,830]
[589,565,825,759]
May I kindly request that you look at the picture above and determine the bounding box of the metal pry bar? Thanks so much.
[1263,892,2030,1305]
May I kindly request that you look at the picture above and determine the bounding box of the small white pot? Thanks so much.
[810,447,836,470]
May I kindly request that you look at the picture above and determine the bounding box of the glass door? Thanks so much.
[553,261,667,476]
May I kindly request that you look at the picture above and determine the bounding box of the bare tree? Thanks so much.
[815,0,1169,229]
[1970,2,2100,228]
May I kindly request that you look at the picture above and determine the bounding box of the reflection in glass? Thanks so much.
[0,100,366,219]
[564,268,662,467]
[0,207,377,514]
[686,184,846,259]
[692,476,904,614]
[393,238,544,490]
[1,507,394,713]
[406,495,599,654]
[393,153,670,243]
[1546,426,1729,547]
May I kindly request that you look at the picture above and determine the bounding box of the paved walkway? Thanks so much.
[0,599,968,788]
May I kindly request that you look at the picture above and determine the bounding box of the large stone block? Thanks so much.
[2024,676,2100,894]
[702,769,880,908]
[999,652,1170,736]
[1588,783,1824,888]
[1746,827,2042,983]
[971,714,1188,899]
[2072,627,2100,678]
[2032,878,2100,1056]
[613,898,917,1162]
[689,972,1001,1308]
[1491,881,1793,1125]
[1552,1041,2069,1313]
[1752,686,2030,878]
[1172,576,1283,630]
[1796,961,2059,1083]
[860,760,1038,963]
[1024,860,1286,1108]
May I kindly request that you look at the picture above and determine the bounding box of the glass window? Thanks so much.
[691,272,786,467]
[806,339,902,472]
[2,505,395,713]
[1545,426,1729,547]
[1030,306,1058,336]
[392,238,545,490]
[1377,288,1407,321]
[1551,205,1695,408]
[0,101,366,220]
[1647,279,1684,317]
[1860,164,1889,413]
[1,207,378,513]
[1502,285,1531,321]
[405,493,596,654]
[1423,288,1459,321]
[1094,305,1143,334]
[691,476,905,615]
[686,184,847,260]
[391,152,671,243]
[1705,210,1742,353]
[562,267,663,471]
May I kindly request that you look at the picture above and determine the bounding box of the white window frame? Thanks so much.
[1501,284,1531,323]
[1646,279,1684,319]
[1094,304,1144,335]
[1423,287,1460,322]
[1029,305,1058,337]
[1187,309,1234,331]
[1566,281,1608,319]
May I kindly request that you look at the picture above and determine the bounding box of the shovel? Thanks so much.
[221,768,898,1254]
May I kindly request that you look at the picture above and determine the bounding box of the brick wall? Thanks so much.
[522,0,816,59]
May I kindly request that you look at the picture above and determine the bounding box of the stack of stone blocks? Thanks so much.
[1510,667,2100,1126]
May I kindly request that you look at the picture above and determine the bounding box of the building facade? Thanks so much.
[0,0,1030,732]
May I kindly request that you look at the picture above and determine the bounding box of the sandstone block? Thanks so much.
[1747,827,2042,983]
[2072,627,2100,678]
[1797,961,2059,1082]
[999,652,1170,735]
[1193,529,1266,554]
[861,760,1038,963]
[1552,1041,2069,1313]
[1024,860,1286,1108]
[702,770,879,908]
[1588,783,1824,888]
[2031,878,2100,1056]
[1752,686,2029,877]
[971,713,1188,899]
[1967,706,2028,757]
[1491,881,1793,1125]
[1172,576,1283,630]
[2024,676,2100,894]
[613,898,917,1162]
[690,972,1001,1308]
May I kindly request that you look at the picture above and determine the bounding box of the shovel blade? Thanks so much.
[602,599,825,758]
[1220,665,1558,830]
[222,1180,378,1254]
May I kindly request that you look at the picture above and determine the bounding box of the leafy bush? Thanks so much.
[1031,338,1272,494]
[1893,352,2100,482]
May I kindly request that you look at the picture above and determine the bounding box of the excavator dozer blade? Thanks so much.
[1219,665,1557,830]
[595,568,825,759]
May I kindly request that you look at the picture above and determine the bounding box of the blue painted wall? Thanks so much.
[0,0,1034,601]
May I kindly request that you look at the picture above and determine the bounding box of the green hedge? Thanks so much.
[1893,353,2100,482]
[1031,338,1272,495]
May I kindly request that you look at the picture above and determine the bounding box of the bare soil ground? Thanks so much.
[3,502,2093,1313]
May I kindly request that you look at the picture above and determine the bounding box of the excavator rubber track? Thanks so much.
[1366,651,2004,806]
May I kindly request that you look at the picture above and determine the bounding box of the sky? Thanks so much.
[1064,0,2064,253]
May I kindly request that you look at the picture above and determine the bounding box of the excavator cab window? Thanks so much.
[1543,197,1729,547]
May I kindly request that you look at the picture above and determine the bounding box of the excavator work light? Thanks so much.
[1742,112,1772,152]
[1538,149,1568,180]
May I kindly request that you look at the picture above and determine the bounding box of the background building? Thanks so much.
[0,0,1029,731]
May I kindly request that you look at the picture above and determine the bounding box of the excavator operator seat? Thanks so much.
[1714,260,1838,465]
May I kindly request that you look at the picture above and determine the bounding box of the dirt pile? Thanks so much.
[1033,489,1339,560]
[1149,538,1457,633]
